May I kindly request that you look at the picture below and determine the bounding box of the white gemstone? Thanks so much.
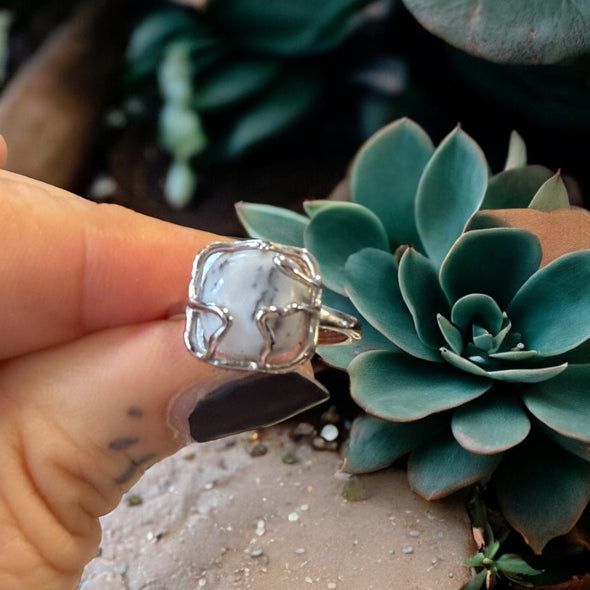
[187,241,321,370]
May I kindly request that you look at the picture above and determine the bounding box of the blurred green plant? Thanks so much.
[124,0,405,208]
[463,490,543,589]
[237,117,590,558]
[400,0,590,64]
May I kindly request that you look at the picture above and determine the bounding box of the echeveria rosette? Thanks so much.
[236,118,590,553]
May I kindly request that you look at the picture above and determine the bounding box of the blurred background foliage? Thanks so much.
[1,0,589,232]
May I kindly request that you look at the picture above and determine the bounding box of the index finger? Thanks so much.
[0,170,221,359]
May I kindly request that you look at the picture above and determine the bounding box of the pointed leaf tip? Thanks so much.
[415,126,488,268]
[351,117,434,249]
[528,171,570,212]
[505,130,527,170]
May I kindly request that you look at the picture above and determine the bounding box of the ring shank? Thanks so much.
[317,306,362,346]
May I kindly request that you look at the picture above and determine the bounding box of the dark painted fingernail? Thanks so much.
[188,372,329,442]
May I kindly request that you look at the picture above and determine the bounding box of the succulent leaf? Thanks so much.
[528,171,570,212]
[497,437,590,553]
[441,348,567,383]
[304,205,389,294]
[164,160,198,209]
[508,250,590,356]
[216,70,323,159]
[344,248,440,361]
[437,314,463,354]
[158,42,197,104]
[494,553,543,576]
[440,348,491,378]
[461,569,487,590]
[193,57,280,111]
[450,294,504,335]
[542,426,590,463]
[451,392,531,455]
[481,165,553,210]
[407,432,502,500]
[207,0,375,56]
[350,117,434,249]
[159,102,208,159]
[126,8,206,83]
[349,351,491,421]
[398,248,450,349]
[440,228,542,308]
[415,126,488,268]
[344,413,447,473]
[522,365,590,443]
[317,287,400,369]
[488,350,538,361]
[504,130,527,171]
[235,202,308,247]
[302,199,346,218]
[400,0,590,64]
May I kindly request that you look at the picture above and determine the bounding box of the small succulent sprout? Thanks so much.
[237,117,590,553]
[463,492,543,590]
[157,41,208,207]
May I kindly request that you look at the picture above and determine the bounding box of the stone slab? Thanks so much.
[80,427,471,590]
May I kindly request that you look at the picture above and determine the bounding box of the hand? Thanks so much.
[0,140,326,589]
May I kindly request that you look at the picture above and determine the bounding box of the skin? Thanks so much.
[0,137,253,590]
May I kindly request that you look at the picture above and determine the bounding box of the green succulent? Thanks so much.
[124,0,393,208]
[463,490,544,590]
[400,0,590,64]
[237,117,590,554]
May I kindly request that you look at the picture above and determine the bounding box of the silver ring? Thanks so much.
[184,239,362,372]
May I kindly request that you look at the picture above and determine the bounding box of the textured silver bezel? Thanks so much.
[184,240,322,372]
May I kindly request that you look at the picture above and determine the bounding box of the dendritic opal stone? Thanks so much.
[185,240,322,371]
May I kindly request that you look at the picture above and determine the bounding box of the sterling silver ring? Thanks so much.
[184,239,362,372]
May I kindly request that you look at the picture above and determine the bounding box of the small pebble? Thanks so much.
[320,424,339,442]
[287,512,299,522]
[249,548,263,558]
[305,577,313,584]
[282,450,298,465]
[255,520,266,536]
[321,406,340,424]
[125,494,143,507]
[293,422,315,438]
[249,443,268,457]
[408,530,420,537]
[327,584,337,589]
[295,548,306,555]
[402,545,414,554]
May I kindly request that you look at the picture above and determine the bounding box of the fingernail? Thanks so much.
[187,372,329,442]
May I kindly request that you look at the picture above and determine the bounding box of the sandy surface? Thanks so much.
[80,426,471,590]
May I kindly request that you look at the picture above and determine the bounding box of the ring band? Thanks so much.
[184,239,362,372]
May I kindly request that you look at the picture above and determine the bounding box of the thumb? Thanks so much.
[0,318,327,589]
